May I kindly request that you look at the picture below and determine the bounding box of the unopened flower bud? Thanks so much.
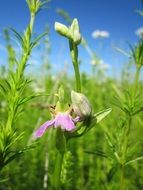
[55,22,71,39]
[73,31,82,45]
[70,19,82,45]
[71,91,92,118]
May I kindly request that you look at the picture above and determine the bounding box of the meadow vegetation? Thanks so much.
[0,0,143,190]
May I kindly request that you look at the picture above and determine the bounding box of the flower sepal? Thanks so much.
[55,22,72,39]
[65,108,112,139]
[70,18,82,45]
[71,90,92,118]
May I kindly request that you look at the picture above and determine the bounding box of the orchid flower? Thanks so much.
[35,90,91,138]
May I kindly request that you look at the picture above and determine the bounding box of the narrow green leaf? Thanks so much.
[0,178,9,183]
[107,165,119,182]
[125,156,143,166]
[3,79,11,90]
[114,46,130,57]
[135,10,143,17]
[18,93,49,106]
[56,8,72,24]
[4,151,23,166]
[0,83,7,97]
[94,108,112,124]
[30,32,48,49]
[85,150,108,158]
[10,28,24,46]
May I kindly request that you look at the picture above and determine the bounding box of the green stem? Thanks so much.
[120,165,125,190]
[123,117,131,156]
[17,13,36,81]
[52,151,64,190]
[120,116,132,190]
[30,13,35,33]
[69,40,81,92]
[133,66,141,98]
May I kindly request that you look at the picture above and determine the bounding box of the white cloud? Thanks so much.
[90,58,111,70]
[135,27,143,38]
[92,30,110,39]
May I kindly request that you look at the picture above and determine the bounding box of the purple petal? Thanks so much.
[35,119,55,137]
[54,113,76,131]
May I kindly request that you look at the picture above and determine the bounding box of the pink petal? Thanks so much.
[54,113,76,131]
[35,119,55,137]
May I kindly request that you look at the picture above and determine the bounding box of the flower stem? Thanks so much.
[69,40,81,92]
[52,151,64,190]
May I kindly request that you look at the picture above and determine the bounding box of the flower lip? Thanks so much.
[54,113,76,131]
[35,112,80,138]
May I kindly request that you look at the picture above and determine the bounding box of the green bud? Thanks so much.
[70,18,82,45]
[55,22,71,39]
[71,91,92,118]
[26,0,42,14]
[55,19,82,45]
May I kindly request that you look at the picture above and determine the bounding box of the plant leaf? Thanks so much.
[125,156,143,166]
[18,93,49,106]
[30,32,48,49]
[10,28,24,47]
[94,108,112,124]
[0,178,9,183]
[85,150,108,158]
[114,46,130,57]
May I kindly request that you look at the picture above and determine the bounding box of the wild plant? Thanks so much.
[0,0,48,174]
[90,38,143,190]
[117,39,143,190]
[35,18,111,190]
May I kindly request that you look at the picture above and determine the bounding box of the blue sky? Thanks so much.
[0,0,143,75]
